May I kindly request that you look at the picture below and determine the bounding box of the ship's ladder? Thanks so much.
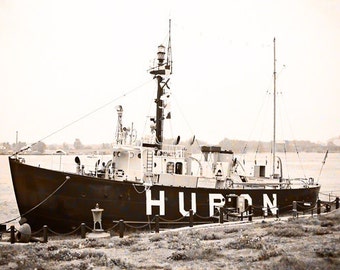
[144,150,154,185]
[146,150,154,174]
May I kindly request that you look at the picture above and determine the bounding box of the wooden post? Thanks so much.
[263,207,267,219]
[10,225,15,244]
[240,211,243,221]
[81,223,86,239]
[219,207,223,224]
[189,209,193,228]
[292,201,297,218]
[276,207,279,219]
[43,225,48,243]
[119,220,124,238]
[248,205,252,222]
[335,197,339,209]
[317,199,321,215]
[155,215,159,233]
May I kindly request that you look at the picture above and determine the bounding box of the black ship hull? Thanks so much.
[9,157,320,232]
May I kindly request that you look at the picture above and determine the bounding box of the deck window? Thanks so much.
[166,162,174,173]
[175,162,183,174]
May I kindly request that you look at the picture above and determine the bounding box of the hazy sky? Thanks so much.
[1,0,339,145]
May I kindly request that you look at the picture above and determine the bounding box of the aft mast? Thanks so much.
[149,20,173,149]
[272,37,277,178]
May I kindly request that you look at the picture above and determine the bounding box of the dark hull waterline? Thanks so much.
[9,158,320,232]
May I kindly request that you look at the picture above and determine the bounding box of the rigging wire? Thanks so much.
[275,64,297,179]
[167,112,175,142]
[171,92,201,150]
[242,64,287,171]
[13,79,153,156]
[244,90,268,143]
[276,91,290,178]
[283,142,290,178]
[241,64,274,164]
[279,93,307,178]
[273,64,308,179]
[142,81,159,137]
[0,176,70,225]
[245,90,270,163]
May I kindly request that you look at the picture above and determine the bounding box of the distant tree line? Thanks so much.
[217,138,339,154]
[180,138,340,154]
[1,137,339,155]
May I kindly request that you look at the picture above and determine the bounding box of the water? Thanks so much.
[1,152,339,225]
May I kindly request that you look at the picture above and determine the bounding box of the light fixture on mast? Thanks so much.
[150,45,167,76]
[157,45,166,65]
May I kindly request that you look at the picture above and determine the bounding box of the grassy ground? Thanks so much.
[0,209,339,269]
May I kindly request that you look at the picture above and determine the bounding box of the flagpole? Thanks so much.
[272,38,277,178]
[317,149,328,183]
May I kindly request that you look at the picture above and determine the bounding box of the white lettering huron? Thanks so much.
[179,192,197,216]
[209,194,225,216]
[263,194,278,215]
[240,194,253,208]
[146,190,165,215]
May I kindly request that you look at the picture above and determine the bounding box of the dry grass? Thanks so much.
[0,209,339,269]
[266,223,307,237]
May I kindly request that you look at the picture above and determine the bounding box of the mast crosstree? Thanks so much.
[149,19,173,149]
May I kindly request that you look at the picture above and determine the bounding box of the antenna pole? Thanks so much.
[167,19,173,74]
[272,37,277,178]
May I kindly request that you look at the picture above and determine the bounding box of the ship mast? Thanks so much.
[149,20,172,149]
[272,38,277,178]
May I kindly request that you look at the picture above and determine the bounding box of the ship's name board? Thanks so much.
[146,190,278,216]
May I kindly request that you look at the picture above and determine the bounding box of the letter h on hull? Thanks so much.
[146,190,165,215]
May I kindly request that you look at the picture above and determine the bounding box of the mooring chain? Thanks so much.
[195,210,219,220]
[124,222,152,230]
[132,184,148,194]
[31,228,44,236]
[279,204,293,210]
[251,204,270,210]
[47,225,81,236]
[105,222,120,231]
[158,214,188,223]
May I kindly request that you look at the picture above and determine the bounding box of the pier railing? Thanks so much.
[1,196,339,243]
